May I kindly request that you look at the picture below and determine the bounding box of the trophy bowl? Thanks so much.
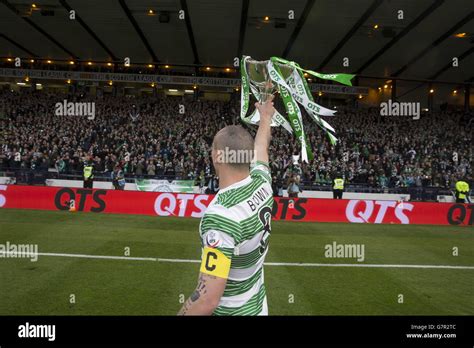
[245,58,294,103]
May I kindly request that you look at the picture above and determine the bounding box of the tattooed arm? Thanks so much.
[179,229,233,315]
[178,272,227,315]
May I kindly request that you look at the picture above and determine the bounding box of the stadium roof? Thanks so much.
[0,0,473,83]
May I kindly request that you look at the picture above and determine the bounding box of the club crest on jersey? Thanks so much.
[205,231,222,248]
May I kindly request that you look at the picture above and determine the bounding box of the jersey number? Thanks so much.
[258,207,272,254]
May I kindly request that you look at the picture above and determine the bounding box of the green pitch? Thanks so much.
[0,208,473,315]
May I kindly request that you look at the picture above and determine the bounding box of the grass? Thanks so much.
[0,208,473,315]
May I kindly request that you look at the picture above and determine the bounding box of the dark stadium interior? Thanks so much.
[0,0,474,83]
[0,0,473,81]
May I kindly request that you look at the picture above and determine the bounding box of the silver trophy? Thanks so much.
[245,58,294,103]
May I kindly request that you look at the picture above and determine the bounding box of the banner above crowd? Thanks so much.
[0,68,369,95]
[135,179,195,193]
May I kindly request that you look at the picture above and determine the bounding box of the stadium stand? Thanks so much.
[1,88,472,201]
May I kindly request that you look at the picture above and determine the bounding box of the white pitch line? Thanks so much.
[264,262,474,270]
[1,252,200,264]
[2,251,474,270]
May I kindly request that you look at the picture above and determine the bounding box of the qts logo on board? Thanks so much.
[54,188,106,212]
[345,200,414,224]
[153,193,211,217]
[447,204,474,226]
[272,198,307,220]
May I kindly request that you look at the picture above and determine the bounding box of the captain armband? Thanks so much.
[199,247,231,279]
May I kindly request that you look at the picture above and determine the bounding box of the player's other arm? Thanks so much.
[254,96,276,164]
[178,230,234,315]
[178,272,227,315]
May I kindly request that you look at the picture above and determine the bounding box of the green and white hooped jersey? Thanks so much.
[199,161,273,316]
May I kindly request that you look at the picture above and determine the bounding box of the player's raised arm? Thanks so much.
[254,96,276,165]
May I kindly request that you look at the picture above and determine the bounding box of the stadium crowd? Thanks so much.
[1,89,472,191]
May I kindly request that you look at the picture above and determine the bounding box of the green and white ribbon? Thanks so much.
[240,55,354,162]
[268,61,312,162]
[288,65,338,145]
[272,56,355,86]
